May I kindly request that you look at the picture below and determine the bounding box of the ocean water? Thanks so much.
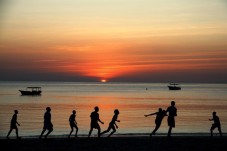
[0,81,226,137]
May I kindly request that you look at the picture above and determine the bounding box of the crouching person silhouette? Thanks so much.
[68,110,79,138]
[209,111,222,137]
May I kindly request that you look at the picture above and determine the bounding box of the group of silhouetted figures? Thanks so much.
[6,106,120,139]
[6,101,222,139]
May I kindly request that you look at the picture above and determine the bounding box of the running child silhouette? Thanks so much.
[100,109,120,137]
[144,108,166,137]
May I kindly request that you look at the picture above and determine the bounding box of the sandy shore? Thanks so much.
[0,135,226,151]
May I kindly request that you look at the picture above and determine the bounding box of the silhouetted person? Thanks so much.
[144,108,167,137]
[68,110,79,138]
[88,106,104,137]
[39,107,53,139]
[6,110,21,139]
[166,101,177,138]
[100,109,120,137]
[209,111,222,137]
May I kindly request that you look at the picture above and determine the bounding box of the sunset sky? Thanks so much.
[1,0,227,82]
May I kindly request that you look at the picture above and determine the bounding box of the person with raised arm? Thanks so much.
[145,108,166,137]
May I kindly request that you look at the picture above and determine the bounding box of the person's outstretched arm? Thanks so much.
[144,112,156,117]
[209,118,213,121]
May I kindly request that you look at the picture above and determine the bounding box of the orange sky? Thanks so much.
[1,0,227,82]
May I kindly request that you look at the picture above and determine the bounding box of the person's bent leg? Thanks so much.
[75,126,78,137]
[151,124,161,136]
[39,129,46,139]
[108,128,116,137]
[45,128,53,138]
[210,125,215,137]
[68,127,73,138]
[100,126,111,136]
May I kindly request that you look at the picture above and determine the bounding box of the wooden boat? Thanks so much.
[168,83,181,90]
[19,87,42,95]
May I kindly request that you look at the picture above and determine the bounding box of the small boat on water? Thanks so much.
[168,83,181,90]
[19,87,42,95]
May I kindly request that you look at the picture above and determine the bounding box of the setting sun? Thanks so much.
[101,79,107,83]
[1,0,227,83]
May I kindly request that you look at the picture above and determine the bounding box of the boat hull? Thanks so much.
[168,86,181,90]
[19,90,42,95]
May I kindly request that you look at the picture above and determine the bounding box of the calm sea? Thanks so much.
[0,81,226,137]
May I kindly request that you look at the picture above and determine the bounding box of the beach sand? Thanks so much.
[0,135,226,151]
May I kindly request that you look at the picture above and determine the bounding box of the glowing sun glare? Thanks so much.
[101,79,107,83]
